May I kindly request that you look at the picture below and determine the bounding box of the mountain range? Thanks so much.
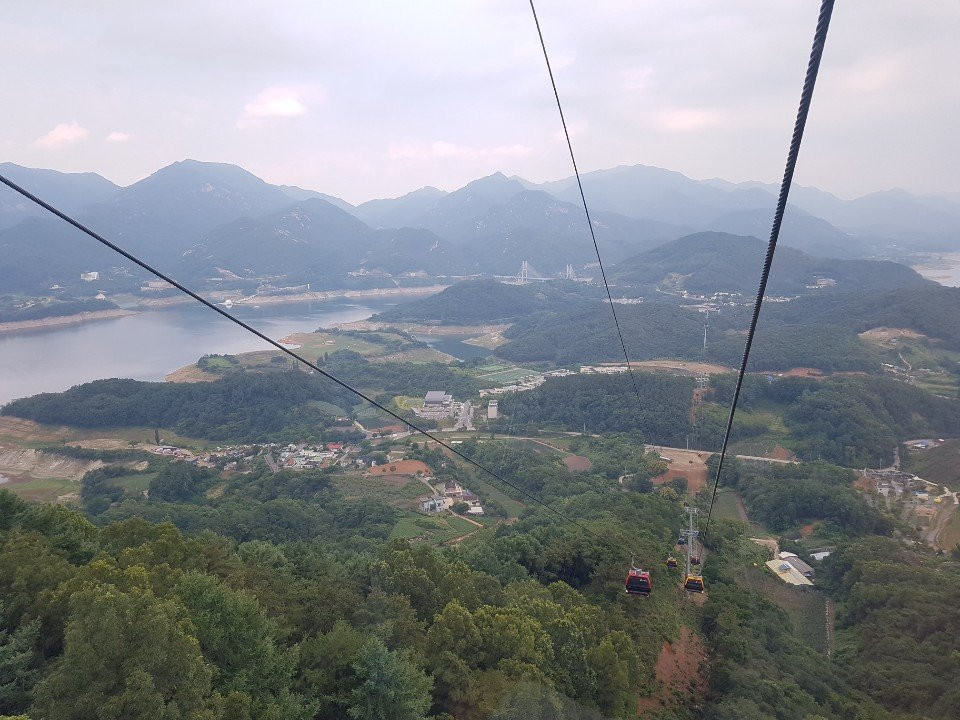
[0,159,957,295]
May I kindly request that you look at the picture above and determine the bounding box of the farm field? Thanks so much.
[712,488,775,538]
[390,513,478,543]
[333,473,426,508]
[736,565,829,653]
[905,439,960,489]
[0,475,77,504]
[711,488,747,523]
[471,365,540,384]
[462,471,525,519]
[106,471,156,495]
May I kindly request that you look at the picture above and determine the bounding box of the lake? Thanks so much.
[0,299,406,406]
[412,334,491,361]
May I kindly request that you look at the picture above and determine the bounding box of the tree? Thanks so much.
[175,573,314,720]
[30,584,217,720]
[149,463,206,503]
[348,637,432,720]
[0,617,40,715]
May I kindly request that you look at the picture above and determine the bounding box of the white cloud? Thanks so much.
[388,141,533,161]
[837,58,901,94]
[622,66,654,91]
[655,108,726,132]
[238,86,311,128]
[554,121,588,143]
[35,122,88,148]
[106,131,133,143]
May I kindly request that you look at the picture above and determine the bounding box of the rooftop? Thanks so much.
[765,559,813,586]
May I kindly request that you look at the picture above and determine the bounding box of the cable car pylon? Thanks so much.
[682,506,705,593]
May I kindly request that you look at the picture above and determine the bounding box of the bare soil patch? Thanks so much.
[464,328,509,349]
[563,455,592,472]
[859,326,927,344]
[67,438,135,450]
[366,460,433,478]
[637,626,708,715]
[648,448,709,494]
[780,367,824,378]
[0,448,102,481]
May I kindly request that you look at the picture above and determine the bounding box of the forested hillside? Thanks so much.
[371,280,596,324]
[822,537,960,718]
[496,303,706,365]
[610,232,928,295]
[769,284,960,349]
[320,350,483,398]
[495,373,693,446]
[0,474,691,720]
[1,373,359,442]
[0,297,119,323]
[494,301,882,373]
[710,373,960,466]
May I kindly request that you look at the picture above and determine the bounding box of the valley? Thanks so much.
[2,160,960,720]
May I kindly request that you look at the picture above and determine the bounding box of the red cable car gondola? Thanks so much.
[625,568,652,597]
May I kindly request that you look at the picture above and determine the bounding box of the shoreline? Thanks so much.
[910,252,960,288]
[335,319,509,336]
[225,284,448,306]
[0,285,449,335]
[137,284,448,308]
[0,308,139,335]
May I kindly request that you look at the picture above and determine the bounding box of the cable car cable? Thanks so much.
[703,0,836,539]
[0,171,630,559]
[528,0,645,408]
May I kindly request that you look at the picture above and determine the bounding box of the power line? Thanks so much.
[704,0,836,538]
[0,171,628,559]
[527,0,645,408]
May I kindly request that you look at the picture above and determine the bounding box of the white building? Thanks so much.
[487,400,498,420]
[80,271,99,282]
[414,391,457,420]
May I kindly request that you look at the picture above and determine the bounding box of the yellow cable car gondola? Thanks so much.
[684,574,705,593]
[666,556,678,569]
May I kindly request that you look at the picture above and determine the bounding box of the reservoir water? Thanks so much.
[412,334,491,361]
[0,299,403,406]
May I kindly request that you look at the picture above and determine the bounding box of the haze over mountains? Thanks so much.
[1,159,957,295]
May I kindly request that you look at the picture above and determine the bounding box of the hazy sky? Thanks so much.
[2,1,958,203]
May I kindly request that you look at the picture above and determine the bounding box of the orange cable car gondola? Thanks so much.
[625,567,652,597]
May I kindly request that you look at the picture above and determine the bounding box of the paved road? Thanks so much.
[454,401,474,431]
[264,452,279,473]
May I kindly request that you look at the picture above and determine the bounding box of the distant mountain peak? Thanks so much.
[455,172,527,203]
